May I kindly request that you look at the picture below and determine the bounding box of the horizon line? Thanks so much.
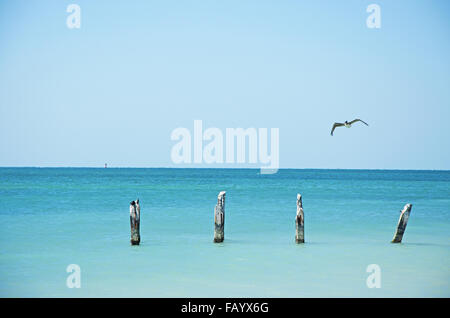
[0,166,449,172]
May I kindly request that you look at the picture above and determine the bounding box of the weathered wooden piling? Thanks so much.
[214,191,226,243]
[391,203,412,243]
[295,194,304,243]
[130,199,140,245]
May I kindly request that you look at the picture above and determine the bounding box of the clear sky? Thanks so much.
[1,0,449,169]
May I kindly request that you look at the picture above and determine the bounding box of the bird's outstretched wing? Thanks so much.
[331,122,344,136]
[349,119,369,126]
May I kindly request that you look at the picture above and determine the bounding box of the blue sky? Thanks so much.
[0,0,449,169]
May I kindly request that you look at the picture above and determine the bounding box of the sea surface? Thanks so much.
[0,168,449,297]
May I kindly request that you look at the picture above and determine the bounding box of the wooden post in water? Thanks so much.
[295,194,304,243]
[214,191,226,243]
[391,203,412,243]
[130,199,140,245]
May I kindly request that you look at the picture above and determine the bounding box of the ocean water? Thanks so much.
[0,168,449,297]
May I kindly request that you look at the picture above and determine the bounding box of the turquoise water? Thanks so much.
[0,168,449,297]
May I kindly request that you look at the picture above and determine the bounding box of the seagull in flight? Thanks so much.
[331,119,369,136]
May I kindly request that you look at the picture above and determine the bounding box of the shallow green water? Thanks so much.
[0,168,449,297]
